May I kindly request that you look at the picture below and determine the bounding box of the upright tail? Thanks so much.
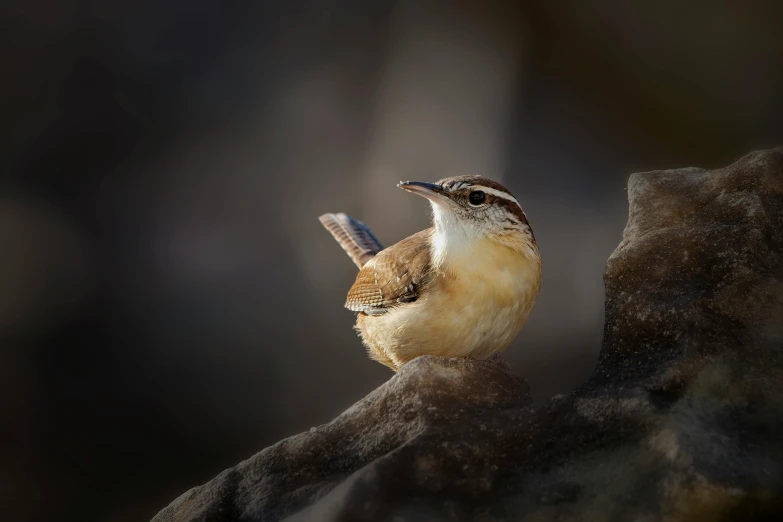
[319,213,384,269]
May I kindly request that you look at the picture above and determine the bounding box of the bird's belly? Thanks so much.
[357,272,537,369]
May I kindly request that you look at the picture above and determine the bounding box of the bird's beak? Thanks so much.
[398,181,452,207]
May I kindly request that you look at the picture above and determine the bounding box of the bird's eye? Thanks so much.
[468,190,486,206]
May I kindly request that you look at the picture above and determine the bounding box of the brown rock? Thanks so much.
[153,148,783,522]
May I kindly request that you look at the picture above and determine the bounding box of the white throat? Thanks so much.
[430,204,484,268]
[430,202,539,269]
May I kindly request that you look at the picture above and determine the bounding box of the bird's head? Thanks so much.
[398,175,536,249]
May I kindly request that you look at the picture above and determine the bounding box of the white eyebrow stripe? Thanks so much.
[473,186,520,206]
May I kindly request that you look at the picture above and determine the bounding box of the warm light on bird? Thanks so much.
[320,176,542,370]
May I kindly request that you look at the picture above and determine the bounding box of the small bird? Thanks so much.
[319,176,541,371]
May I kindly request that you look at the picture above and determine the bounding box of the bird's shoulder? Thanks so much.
[345,227,434,314]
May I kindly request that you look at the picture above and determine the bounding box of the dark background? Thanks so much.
[2,1,782,520]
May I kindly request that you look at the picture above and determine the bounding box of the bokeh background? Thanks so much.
[2,1,782,520]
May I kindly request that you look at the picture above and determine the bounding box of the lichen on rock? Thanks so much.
[153,148,783,522]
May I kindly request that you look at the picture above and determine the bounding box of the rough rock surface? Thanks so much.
[153,148,783,522]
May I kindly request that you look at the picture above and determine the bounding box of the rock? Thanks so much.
[599,147,783,384]
[153,148,783,522]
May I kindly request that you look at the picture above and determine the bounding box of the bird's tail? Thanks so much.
[319,213,384,269]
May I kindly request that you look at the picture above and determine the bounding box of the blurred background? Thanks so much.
[1,1,782,520]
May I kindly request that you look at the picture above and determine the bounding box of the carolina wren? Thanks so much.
[319,176,541,371]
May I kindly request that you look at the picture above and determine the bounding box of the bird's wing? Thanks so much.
[345,228,434,315]
[319,213,384,269]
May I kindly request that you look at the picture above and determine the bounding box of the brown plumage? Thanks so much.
[345,228,434,315]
